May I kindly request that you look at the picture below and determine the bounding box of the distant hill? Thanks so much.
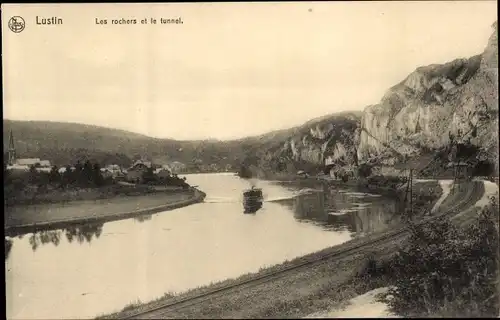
[2,120,239,168]
[3,111,362,173]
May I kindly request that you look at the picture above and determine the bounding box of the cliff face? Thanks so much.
[358,22,498,166]
[283,113,361,166]
[239,112,362,178]
[252,22,497,177]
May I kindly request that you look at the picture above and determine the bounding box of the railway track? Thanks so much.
[118,180,484,320]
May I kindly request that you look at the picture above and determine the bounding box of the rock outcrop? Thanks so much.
[358,21,498,167]
[253,112,362,175]
[252,21,497,177]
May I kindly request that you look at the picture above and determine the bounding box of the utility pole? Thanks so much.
[409,168,413,220]
[402,168,412,221]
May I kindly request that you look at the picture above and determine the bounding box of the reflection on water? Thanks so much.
[65,224,103,244]
[6,173,398,320]
[5,224,104,261]
[134,214,153,223]
[286,184,399,236]
[18,223,105,252]
[5,238,13,260]
[243,200,263,214]
[5,223,104,255]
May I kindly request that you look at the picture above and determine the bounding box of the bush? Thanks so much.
[380,197,499,317]
[355,253,385,279]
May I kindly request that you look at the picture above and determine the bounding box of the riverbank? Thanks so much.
[4,181,191,206]
[5,188,206,237]
[99,179,484,319]
[268,174,419,200]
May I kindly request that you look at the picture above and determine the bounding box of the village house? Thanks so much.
[58,166,76,174]
[100,168,114,179]
[126,160,153,183]
[101,164,126,179]
[154,166,172,179]
[169,161,187,174]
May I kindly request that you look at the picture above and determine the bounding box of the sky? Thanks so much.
[2,2,497,140]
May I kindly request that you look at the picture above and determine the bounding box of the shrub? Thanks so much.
[380,197,499,317]
[355,253,385,279]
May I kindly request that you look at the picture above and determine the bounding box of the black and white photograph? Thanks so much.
[3,1,499,319]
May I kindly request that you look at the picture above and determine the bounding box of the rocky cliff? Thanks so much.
[358,21,498,168]
[245,111,362,177]
[253,21,497,177]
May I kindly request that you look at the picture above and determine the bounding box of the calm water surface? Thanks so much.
[5,173,399,319]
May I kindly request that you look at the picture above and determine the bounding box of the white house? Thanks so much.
[169,161,187,173]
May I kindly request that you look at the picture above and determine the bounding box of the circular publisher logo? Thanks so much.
[8,16,25,33]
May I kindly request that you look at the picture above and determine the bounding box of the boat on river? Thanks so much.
[243,186,263,213]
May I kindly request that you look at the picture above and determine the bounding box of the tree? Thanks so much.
[92,163,104,186]
[82,160,93,186]
[61,165,73,187]
[142,167,156,184]
[49,165,60,184]
[28,165,38,185]
[74,161,83,185]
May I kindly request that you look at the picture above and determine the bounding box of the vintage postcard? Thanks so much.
[3,2,499,319]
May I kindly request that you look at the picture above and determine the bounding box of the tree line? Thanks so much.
[4,159,111,192]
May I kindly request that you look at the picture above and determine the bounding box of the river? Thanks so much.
[5,173,400,319]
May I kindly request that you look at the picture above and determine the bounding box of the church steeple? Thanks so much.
[8,130,16,165]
